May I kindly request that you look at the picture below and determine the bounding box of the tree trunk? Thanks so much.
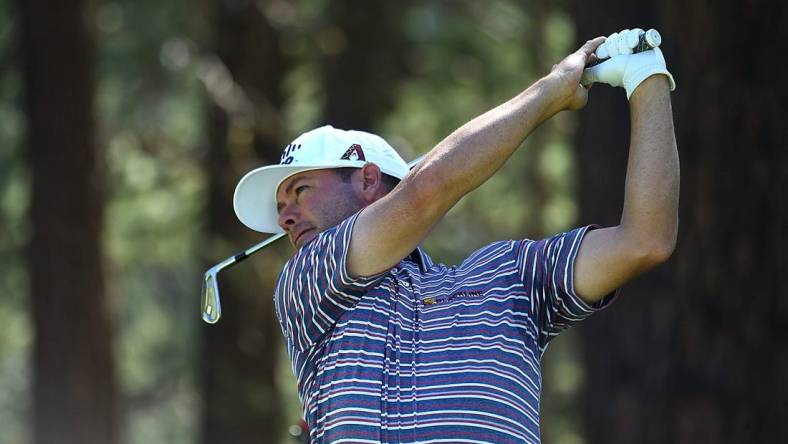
[572,2,788,443]
[199,1,288,443]
[660,1,788,441]
[19,1,117,444]
[321,0,411,130]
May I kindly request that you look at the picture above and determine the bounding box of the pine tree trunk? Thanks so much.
[19,1,117,443]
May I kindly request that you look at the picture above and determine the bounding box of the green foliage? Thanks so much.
[93,1,211,443]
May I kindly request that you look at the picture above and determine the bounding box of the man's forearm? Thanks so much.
[348,76,564,277]
[621,75,679,257]
[404,76,564,213]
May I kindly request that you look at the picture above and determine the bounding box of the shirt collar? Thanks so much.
[405,246,433,273]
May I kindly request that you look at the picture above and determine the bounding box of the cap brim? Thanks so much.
[233,162,366,233]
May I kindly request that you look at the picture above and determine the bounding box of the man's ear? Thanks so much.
[357,163,383,202]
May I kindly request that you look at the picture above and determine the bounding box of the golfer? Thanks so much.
[233,28,678,443]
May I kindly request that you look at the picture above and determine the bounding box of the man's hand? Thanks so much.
[545,37,605,113]
[581,28,677,99]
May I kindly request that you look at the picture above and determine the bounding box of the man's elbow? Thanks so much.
[398,169,457,215]
[646,239,676,265]
[634,233,677,269]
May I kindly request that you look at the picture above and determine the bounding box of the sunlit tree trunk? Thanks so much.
[200,1,288,443]
[571,1,788,443]
[19,1,117,443]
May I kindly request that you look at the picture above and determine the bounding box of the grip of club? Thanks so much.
[637,29,661,52]
[589,29,661,67]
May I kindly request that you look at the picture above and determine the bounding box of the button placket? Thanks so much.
[395,267,409,289]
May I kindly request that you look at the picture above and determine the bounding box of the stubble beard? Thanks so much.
[317,189,366,233]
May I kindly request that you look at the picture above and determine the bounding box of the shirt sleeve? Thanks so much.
[516,225,617,348]
[274,212,389,352]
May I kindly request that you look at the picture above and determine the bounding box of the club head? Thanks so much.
[201,268,222,324]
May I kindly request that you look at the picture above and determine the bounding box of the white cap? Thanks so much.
[233,125,409,233]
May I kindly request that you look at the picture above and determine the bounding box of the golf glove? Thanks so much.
[581,28,676,99]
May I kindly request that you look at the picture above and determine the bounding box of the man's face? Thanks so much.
[276,169,365,249]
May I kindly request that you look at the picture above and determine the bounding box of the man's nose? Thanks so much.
[277,203,298,230]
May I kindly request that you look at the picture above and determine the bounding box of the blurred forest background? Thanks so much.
[0,0,786,444]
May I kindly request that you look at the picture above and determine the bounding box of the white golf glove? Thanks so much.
[581,28,676,99]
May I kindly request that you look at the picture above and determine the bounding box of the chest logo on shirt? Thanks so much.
[422,290,483,305]
[340,144,366,161]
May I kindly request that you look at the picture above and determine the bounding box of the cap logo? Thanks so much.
[340,144,365,161]
[280,143,302,165]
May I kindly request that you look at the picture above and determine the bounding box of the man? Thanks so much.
[233,28,678,443]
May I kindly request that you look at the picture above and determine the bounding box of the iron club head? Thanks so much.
[200,232,287,324]
[201,267,222,324]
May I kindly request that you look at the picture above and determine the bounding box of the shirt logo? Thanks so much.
[340,144,365,161]
[422,290,483,306]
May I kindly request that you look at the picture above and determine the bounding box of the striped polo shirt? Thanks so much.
[274,212,614,443]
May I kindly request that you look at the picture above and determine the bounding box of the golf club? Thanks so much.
[202,154,426,324]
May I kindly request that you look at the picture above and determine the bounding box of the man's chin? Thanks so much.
[294,229,318,248]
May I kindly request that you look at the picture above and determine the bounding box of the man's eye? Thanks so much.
[295,185,308,195]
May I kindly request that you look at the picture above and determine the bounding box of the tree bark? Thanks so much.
[19,1,117,444]
[661,2,788,441]
[571,1,788,443]
[199,1,288,443]
[321,0,411,130]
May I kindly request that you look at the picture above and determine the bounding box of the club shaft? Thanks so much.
[215,232,287,273]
